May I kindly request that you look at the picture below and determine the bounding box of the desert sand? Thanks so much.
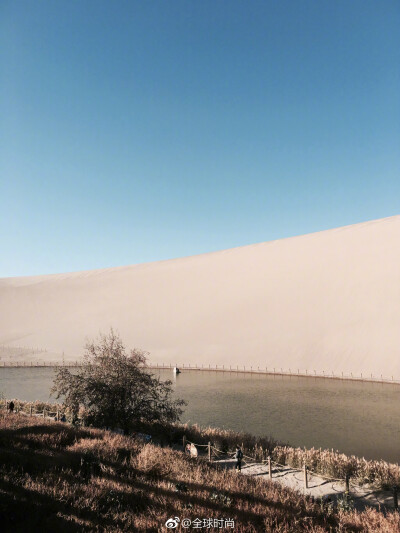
[1,215,399,380]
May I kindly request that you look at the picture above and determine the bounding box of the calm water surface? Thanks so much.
[1,367,399,463]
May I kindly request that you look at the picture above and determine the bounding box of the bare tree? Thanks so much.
[51,330,185,433]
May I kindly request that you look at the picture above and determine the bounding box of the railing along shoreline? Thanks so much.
[1,360,399,385]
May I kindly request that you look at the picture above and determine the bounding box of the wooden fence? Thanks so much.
[148,363,400,385]
[1,401,81,424]
[1,360,399,385]
[182,435,399,511]
[0,361,81,368]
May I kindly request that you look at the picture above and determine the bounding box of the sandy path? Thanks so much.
[213,456,396,512]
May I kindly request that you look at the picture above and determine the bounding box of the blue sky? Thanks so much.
[1,1,399,277]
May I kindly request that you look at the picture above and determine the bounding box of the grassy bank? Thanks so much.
[1,414,400,532]
[177,424,400,490]
[3,398,400,489]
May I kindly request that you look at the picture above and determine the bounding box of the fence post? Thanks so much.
[30,405,33,417]
[303,464,308,489]
[183,434,186,453]
[268,456,272,480]
[208,442,211,462]
[56,410,59,421]
[345,474,350,493]
[393,486,398,511]
[43,408,46,419]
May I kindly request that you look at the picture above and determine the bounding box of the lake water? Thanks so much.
[1,367,399,464]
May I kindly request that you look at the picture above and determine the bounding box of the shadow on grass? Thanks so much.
[0,419,346,533]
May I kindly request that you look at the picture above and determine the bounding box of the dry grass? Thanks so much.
[0,400,400,489]
[1,398,83,419]
[0,414,399,532]
[273,446,400,488]
[172,423,400,489]
[3,398,400,489]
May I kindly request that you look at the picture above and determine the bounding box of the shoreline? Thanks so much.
[3,400,400,489]
[3,407,400,511]
[2,361,400,386]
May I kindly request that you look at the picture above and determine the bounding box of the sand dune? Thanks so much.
[1,216,399,380]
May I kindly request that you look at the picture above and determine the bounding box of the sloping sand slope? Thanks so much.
[1,216,399,379]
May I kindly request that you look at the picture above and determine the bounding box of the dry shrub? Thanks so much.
[338,507,400,532]
[132,443,174,479]
[67,433,136,461]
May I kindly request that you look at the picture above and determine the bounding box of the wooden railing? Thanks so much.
[1,360,399,385]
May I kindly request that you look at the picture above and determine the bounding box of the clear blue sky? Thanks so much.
[1,1,399,277]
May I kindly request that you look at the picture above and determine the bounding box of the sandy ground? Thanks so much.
[214,456,396,512]
[1,215,400,380]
